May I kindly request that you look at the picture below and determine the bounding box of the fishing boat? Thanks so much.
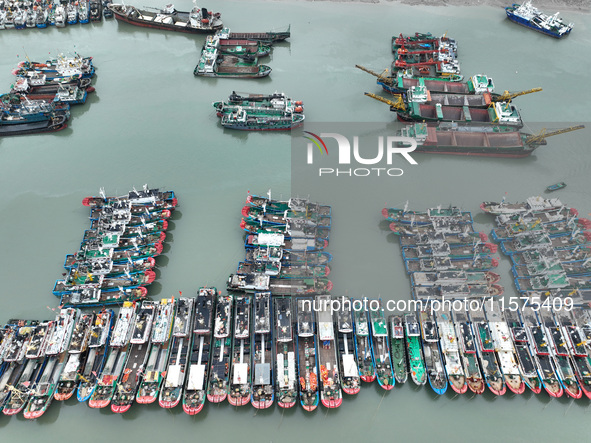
[220,108,304,131]
[274,297,297,408]
[369,300,395,390]
[570,309,591,398]
[206,293,232,404]
[418,309,447,395]
[89,0,102,20]
[505,1,573,38]
[450,309,485,394]
[136,299,175,404]
[82,185,177,208]
[484,301,525,394]
[481,196,568,216]
[214,92,302,117]
[403,313,427,386]
[352,304,376,382]
[110,301,155,413]
[250,292,274,409]
[400,230,487,247]
[468,306,506,395]
[206,35,271,59]
[2,356,46,416]
[109,3,222,33]
[519,305,563,397]
[59,286,148,308]
[382,205,473,226]
[315,295,342,408]
[0,102,69,136]
[335,301,361,394]
[537,308,582,398]
[402,243,497,260]
[24,322,54,360]
[194,45,271,78]
[76,310,114,402]
[404,256,499,274]
[296,298,319,411]
[180,290,214,413]
[23,352,67,419]
[228,295,251,406]
[215,26,291,43]
[54,313,94,401]
[435,308,467,394]
[79,0,90,23]
[388,315,408,385]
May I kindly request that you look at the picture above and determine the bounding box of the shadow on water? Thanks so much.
[378,219,391,232]
[386,232,399,244]
[155,254,169,267]
[170,209,182,222]
[147,281,162,297]
[472,213,492,225]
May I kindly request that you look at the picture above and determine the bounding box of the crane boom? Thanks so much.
[364,92,406,111]
[491,88,543,102]
[355,65,393,85]
[525,125,585,145]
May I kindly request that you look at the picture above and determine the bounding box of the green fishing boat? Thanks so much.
[389,315,408,384]
[403,313,426,385]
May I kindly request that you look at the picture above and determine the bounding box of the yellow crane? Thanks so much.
[491,88,543,103]
[355,65,393,85]
[525,125,585,146]
[364,92,406,112]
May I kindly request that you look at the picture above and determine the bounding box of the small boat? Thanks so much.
[547,182,566,192]
[89,0,102,20]
[206,293,232,404]
[505,1,573,38]
[451,309,485,394]
[79,0,90,23]
[295,298,319,411]
[316,295,343,408]
[369,300,395,390]
[180,289,214,413]
[228,295,252,406]
[335,300,361,394]
[274,297,297,408]
[250,292,274,409]
[352,303,376,382]
[109,3,222,33]
[67,2,78,24]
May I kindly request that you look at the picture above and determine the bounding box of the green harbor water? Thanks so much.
[0,1,590,441]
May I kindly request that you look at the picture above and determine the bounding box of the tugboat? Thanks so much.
[228,295,252,406]
[468,306,506,395]
[206,293,232,404]
[504,309,542,394]
[181,289,215,413]
[451,309,485,394]
[250,292,274,409]
[296,298,319,411]
[403,313,427,386]
[159,297,195,409]
[54,313,94,401]
[436,308,467,394]
[76,310,114,402]
[316,295,342,408]
[538,308,582,399]
[483,300,525,394]
[274,297,297,408]
[419,308,447,395]
[110,300,155,413]
[136,298,175,404]
[88,303,136,408]
[336,300,361,394]
[505,1,573,38]
[369,300,395,390]
[352,303,376,382]
[519,305,563,397]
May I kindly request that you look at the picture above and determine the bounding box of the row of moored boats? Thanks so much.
[1,54,96,136]
[53,185,177,307]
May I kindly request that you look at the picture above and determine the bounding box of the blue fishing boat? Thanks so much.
[547,182,566,192]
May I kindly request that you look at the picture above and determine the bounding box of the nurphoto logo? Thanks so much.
[303,131,418,177]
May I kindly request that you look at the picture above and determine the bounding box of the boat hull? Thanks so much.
[110,7,222,34]
[505,9,572,38]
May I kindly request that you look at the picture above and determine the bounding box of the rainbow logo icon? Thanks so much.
[303,131,328,155]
